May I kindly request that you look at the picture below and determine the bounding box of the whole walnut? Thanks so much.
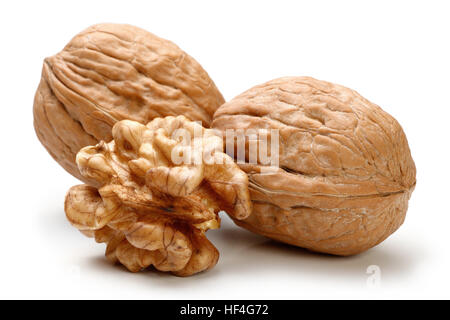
[34,23,224,185]
[65,116,251,276]
[212,77,416,256]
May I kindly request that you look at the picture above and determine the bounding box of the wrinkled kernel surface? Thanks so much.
[65,116,251,276]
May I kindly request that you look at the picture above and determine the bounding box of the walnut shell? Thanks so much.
[34,23,224,185]
[212,76,416,256]
[65,116,251,276]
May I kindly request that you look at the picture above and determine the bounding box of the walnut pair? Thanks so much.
[34,23,416,276]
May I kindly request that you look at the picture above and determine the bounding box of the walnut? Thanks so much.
[34,23,224,185]
[212,77,416,256]
[65,116,251,276]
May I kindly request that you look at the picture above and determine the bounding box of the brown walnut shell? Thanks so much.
[34,23,224,184]
[212,76,416,256]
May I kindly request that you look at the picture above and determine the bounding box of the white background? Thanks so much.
[0,0,449,299]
